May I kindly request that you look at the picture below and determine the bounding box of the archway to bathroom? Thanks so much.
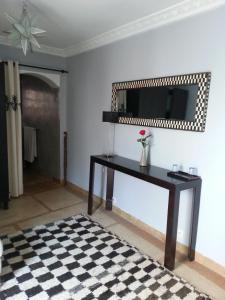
[20,73,60,194]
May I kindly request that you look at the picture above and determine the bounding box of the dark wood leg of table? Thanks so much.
[188,182,202,261]
[106,168,114,211]
[88,160,95,215]
[164,189,180,271]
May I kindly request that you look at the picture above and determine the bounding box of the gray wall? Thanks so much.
[0,44,66,69]
[67,7,225,268]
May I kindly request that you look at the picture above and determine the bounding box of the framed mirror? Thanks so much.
[111,72,211,131]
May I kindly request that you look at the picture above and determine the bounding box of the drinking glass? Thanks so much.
[189,167,198,176]
[172,164,179,172]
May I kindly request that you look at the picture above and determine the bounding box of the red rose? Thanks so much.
[139,130,145,136]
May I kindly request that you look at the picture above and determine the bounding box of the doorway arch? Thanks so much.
[21,73,60,181]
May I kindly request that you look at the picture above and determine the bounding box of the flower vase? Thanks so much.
[140,147,148,167]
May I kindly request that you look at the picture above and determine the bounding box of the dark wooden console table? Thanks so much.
[88,155,202,271]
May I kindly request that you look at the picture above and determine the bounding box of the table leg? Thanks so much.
[164,189,180,271]
[106,168,114,211]
[88,159,95,215]
[188,181,202,261]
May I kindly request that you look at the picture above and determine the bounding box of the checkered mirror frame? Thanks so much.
[111,72,211,132]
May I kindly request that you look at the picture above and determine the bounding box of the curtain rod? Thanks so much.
[2,61,68,74]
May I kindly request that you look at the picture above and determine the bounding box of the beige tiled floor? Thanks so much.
[34,188,83,210]
[0,184,224,300]
[0,196,48,227]
[18,202,88,230]
[109,223,163,261]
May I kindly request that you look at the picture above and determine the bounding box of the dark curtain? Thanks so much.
[0,62,9,209]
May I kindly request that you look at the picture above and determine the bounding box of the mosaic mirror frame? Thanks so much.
[111,72,211,132]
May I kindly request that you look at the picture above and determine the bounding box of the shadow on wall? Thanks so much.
[21,73,60,179]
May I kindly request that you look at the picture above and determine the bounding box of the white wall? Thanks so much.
[67,6,225,267]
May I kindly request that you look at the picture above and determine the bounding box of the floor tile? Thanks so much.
[174,263,225,300]
[24,181,60,196]
[106,223,163,261]
[0,196,48,227]
[90,209,118,227]
[34,188,83,210]
[0,225,18,236]
[18,202,88,230]
[23,168,50,186]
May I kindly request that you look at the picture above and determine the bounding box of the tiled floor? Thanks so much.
[0,184,224,300]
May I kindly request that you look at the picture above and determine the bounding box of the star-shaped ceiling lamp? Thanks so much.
[5,2,46,55]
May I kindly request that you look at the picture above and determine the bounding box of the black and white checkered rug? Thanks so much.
[0,214,210,300]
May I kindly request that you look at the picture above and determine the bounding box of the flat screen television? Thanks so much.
[117,84,198,122]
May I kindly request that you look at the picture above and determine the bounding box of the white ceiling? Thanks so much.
[0,0,224,57]
[0,0,183,48]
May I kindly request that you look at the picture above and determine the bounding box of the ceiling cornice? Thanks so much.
[0,0,225,58]
[65,0,225,57]
[32,44,66,57]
